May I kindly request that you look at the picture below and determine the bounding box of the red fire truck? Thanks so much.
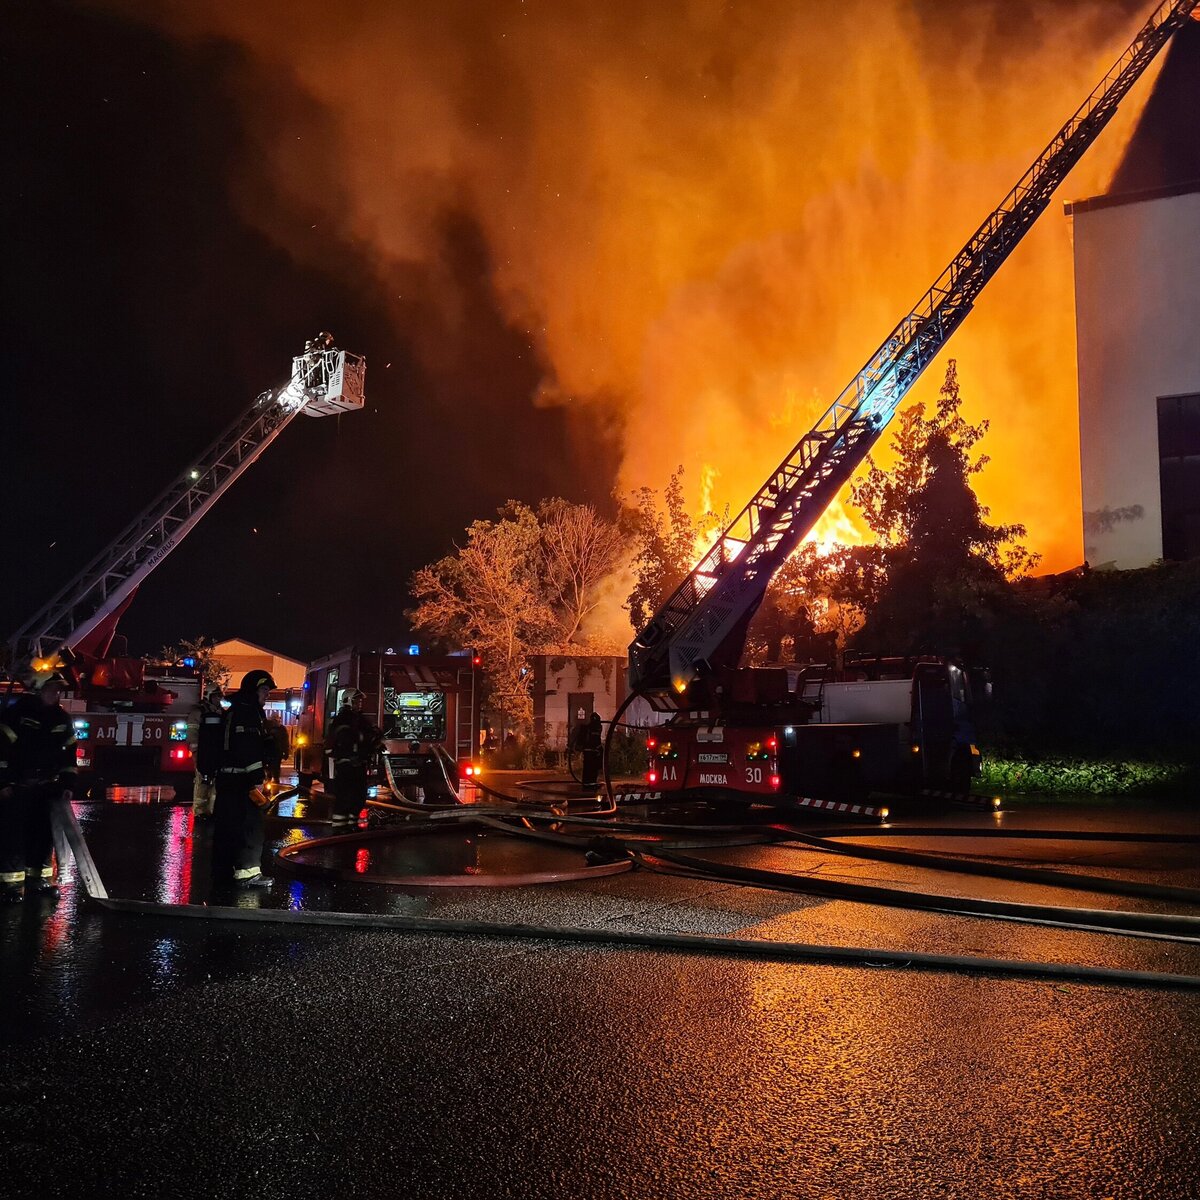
[66,658,203,797]
[298,647,482,802]
[642,658,983,818]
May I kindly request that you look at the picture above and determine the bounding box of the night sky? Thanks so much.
[3,1,621,661]
[1,0,1175,665]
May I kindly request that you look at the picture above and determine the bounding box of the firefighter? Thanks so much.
[325,689,381,827]
[580,711,604,791]
[211,669,277,891]
[263,715,290,785]
[0,666,76,903]
[187,683,225,819]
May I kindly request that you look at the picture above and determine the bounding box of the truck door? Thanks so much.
[912,664,954,786]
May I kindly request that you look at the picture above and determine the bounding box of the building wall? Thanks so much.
[214,639,306,690]
[530,656,626,750]
[1072,191,1200,568]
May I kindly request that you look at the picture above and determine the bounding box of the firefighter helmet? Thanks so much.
[239,670,276,694]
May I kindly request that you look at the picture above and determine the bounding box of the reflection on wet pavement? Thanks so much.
[4,786,1200,1198]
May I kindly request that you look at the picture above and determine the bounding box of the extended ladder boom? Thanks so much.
[629,0,1197,700]
[9,344,366,662]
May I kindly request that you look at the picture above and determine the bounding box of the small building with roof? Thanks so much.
[213,639,306,691]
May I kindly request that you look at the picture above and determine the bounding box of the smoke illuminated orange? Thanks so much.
[107,0,1171,574]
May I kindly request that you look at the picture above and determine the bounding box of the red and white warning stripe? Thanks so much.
[790,795,889,821]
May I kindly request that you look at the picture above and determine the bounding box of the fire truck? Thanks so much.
[5,337,366,794]
[65,657,203,797]
[297,647,482,802]
[628,1,1197,813]
[642,657,983,818]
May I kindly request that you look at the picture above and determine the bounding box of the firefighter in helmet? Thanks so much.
[0,663,77,903]
[580,711,604,791]
[211,669,278,891]
[187,682,225,819]
[325,688,382,827]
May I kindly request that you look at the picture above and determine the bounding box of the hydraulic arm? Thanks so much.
[9,341,366,663]
[629,0,1198,701]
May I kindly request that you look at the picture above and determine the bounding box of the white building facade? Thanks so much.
[1070,184,1200,568]
[1069,21,1200,570]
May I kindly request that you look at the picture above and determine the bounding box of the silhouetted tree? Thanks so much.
[848,359,1037,657]
[623,466,708,634]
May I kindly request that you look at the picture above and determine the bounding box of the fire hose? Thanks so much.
[47,796,1200,991]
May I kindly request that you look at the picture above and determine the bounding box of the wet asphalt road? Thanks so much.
[2,783,1200,1199]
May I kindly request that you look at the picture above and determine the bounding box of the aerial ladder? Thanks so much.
[629,0,1199,705]
[8,337,366,668]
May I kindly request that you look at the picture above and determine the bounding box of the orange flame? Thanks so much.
[115,1,1170,577]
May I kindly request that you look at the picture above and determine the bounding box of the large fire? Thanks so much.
[111,0,1167,574]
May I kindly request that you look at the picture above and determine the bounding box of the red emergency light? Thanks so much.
[171,747,190,761]
[769,774,781,789]
[646,770,658,784]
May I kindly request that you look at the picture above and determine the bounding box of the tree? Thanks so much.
[536,498,628,648]
[852,360,1036,575]
[155,636,232,691]
[623,466,709,634]
[407,499,629,733]
[846,359,1039,656]
[408,504,553,732]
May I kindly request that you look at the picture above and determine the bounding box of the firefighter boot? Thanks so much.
[0,867,24,903]
[234,871,273,890]
[25,868,60,900]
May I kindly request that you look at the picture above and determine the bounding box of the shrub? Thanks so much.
[980,755,1193,796]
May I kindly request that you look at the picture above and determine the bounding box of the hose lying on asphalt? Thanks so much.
[377,750,616,816]
[285,779,1200,925]
[50,797,1200,991]
[815,825,1200,843]
[773,827,1200,905]
[638,847,1200,943]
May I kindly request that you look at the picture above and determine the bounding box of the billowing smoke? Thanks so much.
[102,0,1161,571]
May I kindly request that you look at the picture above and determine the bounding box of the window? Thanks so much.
[324,669,340,725]
[1157,393,1200,561]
